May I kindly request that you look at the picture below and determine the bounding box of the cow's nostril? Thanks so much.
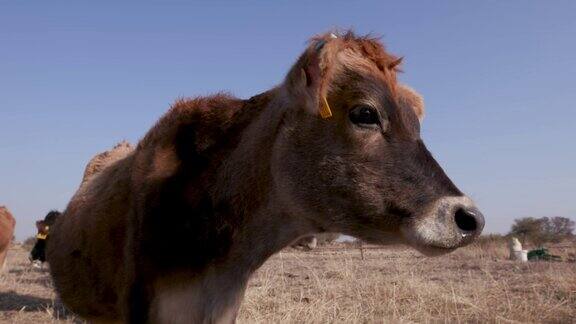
[454,208,477,232]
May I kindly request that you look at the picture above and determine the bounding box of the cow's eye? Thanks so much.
[349,105,380,126]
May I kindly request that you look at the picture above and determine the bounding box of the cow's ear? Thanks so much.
[284,33,340,119]
[398,85,425,123]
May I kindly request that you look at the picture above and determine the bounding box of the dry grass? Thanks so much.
[0,245,76,323]
[1,241,575,323]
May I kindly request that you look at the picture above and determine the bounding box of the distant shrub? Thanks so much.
[510,216,575,246]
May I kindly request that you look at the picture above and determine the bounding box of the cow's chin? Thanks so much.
[405,242,457,257]
[341,231,456,259]
[359,230,457,257]
[399,222,464,257]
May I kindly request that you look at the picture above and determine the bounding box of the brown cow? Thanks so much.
[47,31,484,323]
[0,206,16,272]
[29,142,133,268]
[292,235,318,250]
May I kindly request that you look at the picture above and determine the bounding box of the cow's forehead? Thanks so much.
[336,49,398,86]
[331,49,400,106]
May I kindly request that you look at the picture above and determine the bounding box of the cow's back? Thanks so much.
[80,140,133,186]
[0,207,15,249]
[47,156,133,319]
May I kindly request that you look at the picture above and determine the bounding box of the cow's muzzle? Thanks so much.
[401,196,485,256]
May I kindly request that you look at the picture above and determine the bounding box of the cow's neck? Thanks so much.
[153,90,310,324]
[172,92,310,323]
[218,89,311,267]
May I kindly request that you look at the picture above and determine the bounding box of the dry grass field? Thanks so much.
[1,240,575,323]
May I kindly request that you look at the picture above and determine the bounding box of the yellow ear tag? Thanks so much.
[320,96,333,119]
[36,233,48,240]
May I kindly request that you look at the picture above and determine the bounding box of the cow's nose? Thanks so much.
[454,207,484,236]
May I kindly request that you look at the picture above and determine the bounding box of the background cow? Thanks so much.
[292,235,318,250]
[79,140,133,186]
[29,210,61,265]
[0,206,16,272]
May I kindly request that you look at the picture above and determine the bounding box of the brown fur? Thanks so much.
[47,31,483,323]
[0,206,16,272]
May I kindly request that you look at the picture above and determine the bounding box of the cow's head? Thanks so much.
[34,210,61,236]
[35,220,49,236]
[30,210,61,262]
[273,32,484,255]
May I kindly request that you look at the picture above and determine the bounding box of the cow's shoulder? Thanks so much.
[130,91,276,273]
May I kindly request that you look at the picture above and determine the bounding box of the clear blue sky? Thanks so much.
[1,1,575,240]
